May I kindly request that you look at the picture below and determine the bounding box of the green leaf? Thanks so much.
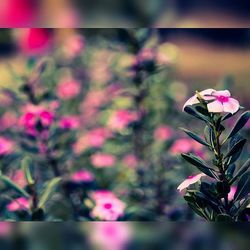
[38,177,61,209]
[0,174,30,198]
[180,127,211,147]
[181,153,218,179]
[225,139,246,159]
[184,106,211,123]
[216,214,234,222]
[230,159,250,184]
[233,172,250,201]
[21,156,35,185]
[225,111,250,141]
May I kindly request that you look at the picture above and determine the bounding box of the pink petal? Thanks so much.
[183,95,199,110]
[212,90,231,97]
[223,98,240,114]
[207,100,224,113]
[200,89,216,96]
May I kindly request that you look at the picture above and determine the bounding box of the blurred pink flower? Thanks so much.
[0,222,12,236]
[170,138,203,155]
[90,222,131,250]
[228,186,237,201]
[91,196,126,221]
[63,34,85,58]
[0,0,38,27]
[59,116,80,130]
[17,28,52,55]
[183,89,240,114]
[0,137,15,155]
[19,106,54,133]
[0,112,17,131]
[7,197,30,212]
[122,154,139,168]
[154,125,172,141]
[177,173,206,192]
[108,110,138,131]
[91,153,116,168]
[71,170,94,183]
[57,79,81,100]
[137,48,156,63]
[11,170,27,188]
[86,128,112,148]
[90,190,117,202]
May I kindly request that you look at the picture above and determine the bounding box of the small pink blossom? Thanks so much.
[86,128,112,148]
[183,89,240,114]
[108,110,138,131]
[19,106,54,133]
[11,170,27,188]
[154,125,172,141]
[122,154,139,168]
[228,186,237,201]
[170,138,203,155]
[0,112,17,131]
[177,173,206,192]
[90,222,131,250]
[7,197,30,212]
[90,190,117,202]
[59,116,80,130]
[91,153,116,168]
[91,196,126,221]
[57,79,81,100]
[0,137,15,155]
[17,28,52,55]
[63,34,85,58]
[0,222,12,236]
[71,170,94,183]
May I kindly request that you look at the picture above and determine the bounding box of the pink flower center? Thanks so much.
[104,203,112,209]
[217,95,229,103]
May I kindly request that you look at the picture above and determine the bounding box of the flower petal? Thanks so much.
[200,88,216,96]
[183,95,199,110]
[207,100,224,113]
[177,173,205,192]
[212,90,231,97]
[223,98,240,114]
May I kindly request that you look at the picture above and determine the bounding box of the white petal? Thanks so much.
[183,95,199,110]
[212,90,231,97]
[200,89,216,96]
[207,100,224,113]
[223,98,240,114]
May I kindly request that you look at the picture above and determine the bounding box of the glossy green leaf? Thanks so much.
[230,159,250,184]
[233,172,250,201]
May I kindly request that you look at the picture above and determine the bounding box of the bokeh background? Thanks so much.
[1,1,250,27]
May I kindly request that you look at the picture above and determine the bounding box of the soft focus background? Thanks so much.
[1,1,250,27]
[0,28,249,222]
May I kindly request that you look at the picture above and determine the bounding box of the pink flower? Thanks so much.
[90,190,117,202]
[63,34,85,58]
[17,28,52,55]
[228,186,237,201]
[91,196,126,221]
[0,112,17,131]
[19,106,54,133]
[91,153,116,168]
[90,222,131,250]
[108,110,138,131]
[86,128,112,148]
[71,170,94,183]
[57,79,81,100]
[0,0,38,27]
[59,116,80,130]
[183,89,240,114]
[170,138,203,155]
[11,170,27,188]
[177,173,206,192]
[0,137,15,155]
[154,125,172,141]
[7,197,30,212]
[0,222,12,236]
[122,154,139,168]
